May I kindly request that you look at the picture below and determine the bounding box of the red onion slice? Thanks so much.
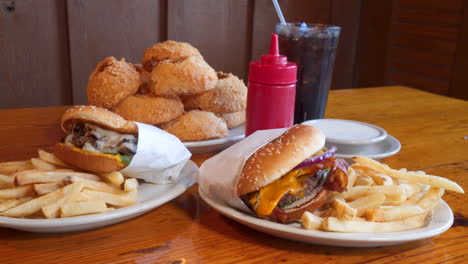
[294,146,337,170]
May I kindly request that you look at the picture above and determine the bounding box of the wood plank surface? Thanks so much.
[0,86,467,264]
[66,0,165,105]
[167,0,251,80]
[0,0,71,109]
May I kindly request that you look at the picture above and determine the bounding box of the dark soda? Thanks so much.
[276,23,340,123]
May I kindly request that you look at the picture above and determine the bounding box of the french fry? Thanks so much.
[73,192,90,202]
[100,172,124,187]
[0,173,14,188]
[366,171,393,186]
[41,183,84,218]
[60,200,109,217]
[348,192,386,216]
[353,156,464,193]
[81,189,137,207]
[15,171,100,185]
[321,213,429,233]
[31,158,57,171]
[0,197,33,212]
[399,183,421,198]
[37,149,71,168]
[0,183,83,217]
[0,185,34,199]
[301,211,323,230]
[382,191,407,206]
[34,182,65,195]
[331,199,356,220]
[417,187,443,211]
[332,185,406,202]
[69,177,123,194]
[346,167,357,188]
[0,154,139,219]
[354,173,374,186]
[0,160,34,175]
[364,205,425,222]
[123,178,138,192]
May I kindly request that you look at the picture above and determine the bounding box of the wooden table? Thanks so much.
[0,86,466,264]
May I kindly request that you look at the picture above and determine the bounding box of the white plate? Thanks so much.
[184,125,245,154]
[0,161,198,233]
[200,190,454,247]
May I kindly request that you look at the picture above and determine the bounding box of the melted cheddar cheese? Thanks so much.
[249,166,317,217]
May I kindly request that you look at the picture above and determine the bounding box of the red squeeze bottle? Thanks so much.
[245,33,297,136]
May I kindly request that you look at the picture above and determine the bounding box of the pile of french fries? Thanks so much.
[301,156,464,233]
[0,150,138,219]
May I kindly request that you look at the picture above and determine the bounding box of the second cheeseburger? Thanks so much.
[55,106,138,173]
[237,125,348,223]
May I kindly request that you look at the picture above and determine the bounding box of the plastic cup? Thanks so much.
[276,23,341,123]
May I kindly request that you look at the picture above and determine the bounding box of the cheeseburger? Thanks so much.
[55,106,138,173]
[237,125,348,223]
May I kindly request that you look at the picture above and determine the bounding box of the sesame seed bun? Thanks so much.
[61,105,138,135]
[236,125,325,196]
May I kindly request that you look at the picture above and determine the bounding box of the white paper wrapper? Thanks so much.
[120,122,192,184]
[199,128,288,213]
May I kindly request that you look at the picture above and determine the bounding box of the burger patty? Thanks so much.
[277,168,329,209]
[63,123,138,155]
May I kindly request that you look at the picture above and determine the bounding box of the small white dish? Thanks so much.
[0,161,198,233]
[303,119,388,145]
[334,135,401,160]
[200,190,454,247]
[184,125,245,154]
[302,119,401,160]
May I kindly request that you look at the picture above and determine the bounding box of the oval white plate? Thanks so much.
[200,190,454,247]
[0,161,198,233]
[184,125,245,154]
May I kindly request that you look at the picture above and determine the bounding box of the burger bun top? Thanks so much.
[61,105,138,135]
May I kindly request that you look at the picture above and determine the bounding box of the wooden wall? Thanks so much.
[356,0,468,100]
[1,0,467,109]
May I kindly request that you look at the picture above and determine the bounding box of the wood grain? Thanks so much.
[451,0,468,100]
[354,0,393,87]
[329,0,362,89]
[384,0,463,95]
[0,0,72,109]
[167,0,251,80]
[66,0,165,105]
[0,86,467,264]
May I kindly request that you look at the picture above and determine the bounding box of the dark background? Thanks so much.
[1,0,467,109]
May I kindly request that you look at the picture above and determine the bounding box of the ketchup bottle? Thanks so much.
[245,33,297,136]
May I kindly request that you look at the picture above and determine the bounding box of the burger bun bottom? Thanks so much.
[54,143,127,173]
